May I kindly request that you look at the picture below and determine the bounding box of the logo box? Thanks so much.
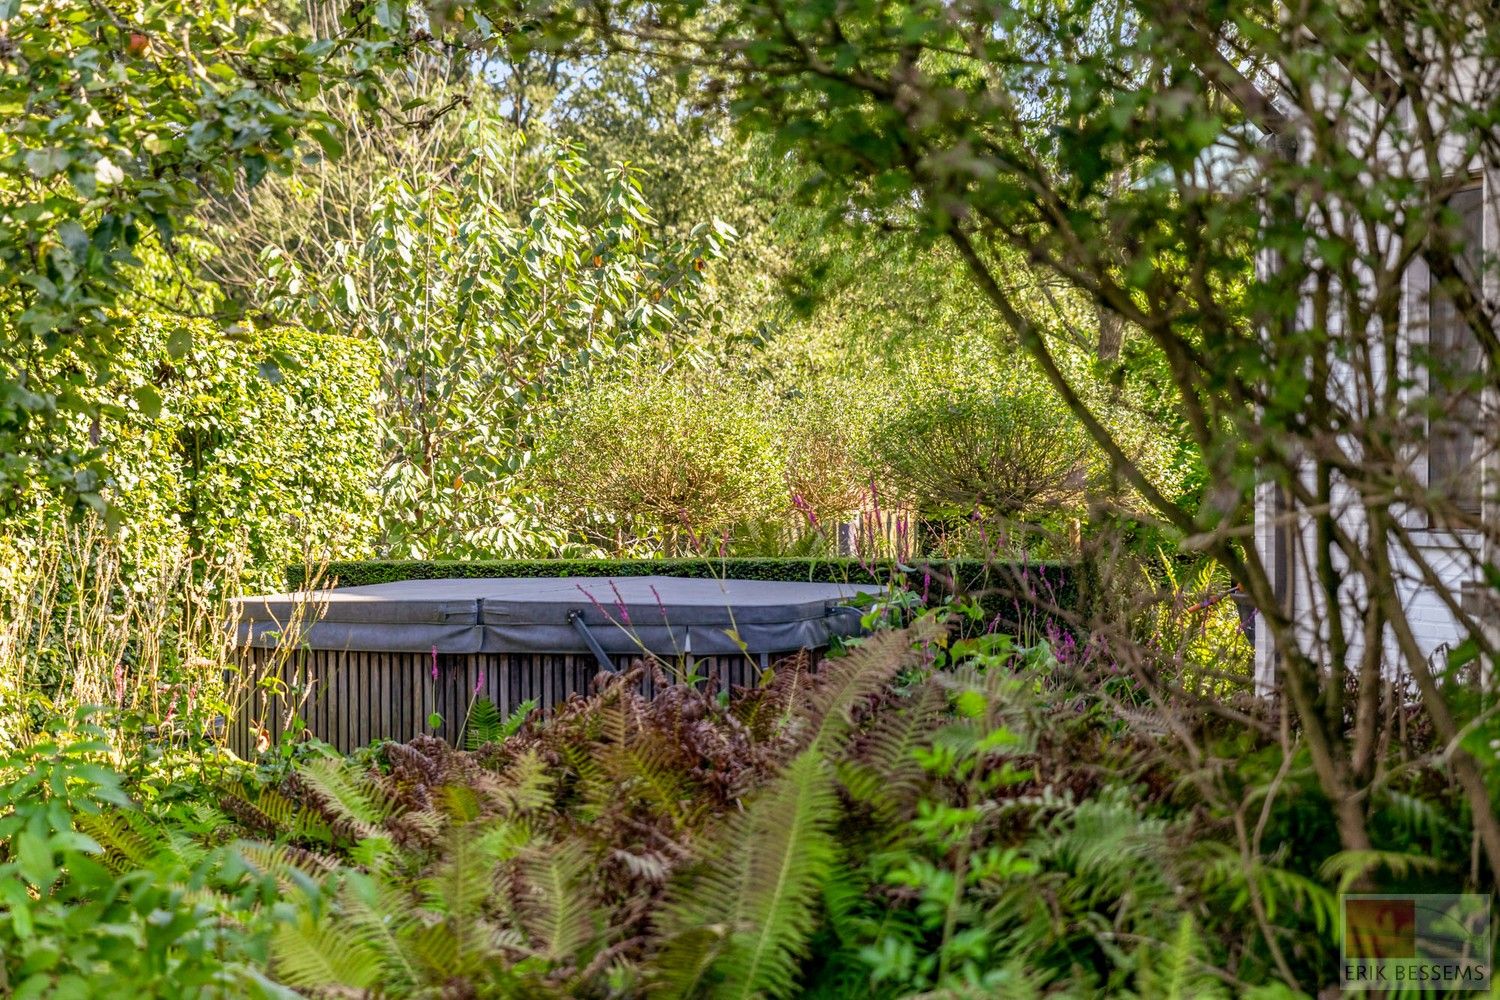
[1341,894,1492,992]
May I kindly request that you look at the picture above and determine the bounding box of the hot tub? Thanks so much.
[228,575,879,753]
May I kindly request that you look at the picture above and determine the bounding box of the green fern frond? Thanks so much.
[1042,787,1172,910]
[466,696,505,749]
[233,839,338,898]
[803,618,943,754]
[298,756,394,837]
[336,870,427,989]
[513,838,596,962]
[1318,850,1446,894]
[1128,914,1230,1000]
[602,732,695,830]
[464,695,532,749]
[1375,788,1452,845]
[77,810,162,874]
[419,819,514,925]
[838,679,946,825]
[654,748,841,1000]
[270,910,384,993]
[1256,864,1339,933]
[231,785,338,844]
[1190,841,1339,936]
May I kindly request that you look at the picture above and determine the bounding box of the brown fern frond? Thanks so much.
[838,676,948,825]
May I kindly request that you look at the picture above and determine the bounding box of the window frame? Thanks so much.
[1402,173,1493,541]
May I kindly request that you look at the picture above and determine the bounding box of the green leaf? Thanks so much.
[16,830,55,887]
[25,147,70,178]
[132,385,162,419]
[341,273,361,313]
[308,127,344,160]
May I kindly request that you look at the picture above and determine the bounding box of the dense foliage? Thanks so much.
[2,0,1497,997]
[1,609,1486,997]
[532,367,786,554]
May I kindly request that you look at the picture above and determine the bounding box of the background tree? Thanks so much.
[261,119,730,556]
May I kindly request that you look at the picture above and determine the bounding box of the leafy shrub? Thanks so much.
[0,715,283,998]
[867,355,1096,522]
[779,377,878,530]
[2,250,384,590]
[121,322,382,584]
[863,337,1189,553]
[532,367,786,554]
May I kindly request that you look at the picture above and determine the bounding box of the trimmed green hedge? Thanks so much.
[285,558,1077,617]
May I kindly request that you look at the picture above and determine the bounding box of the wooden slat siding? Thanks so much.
[490,655,502,714]
[331,652,342,748]
[229,648,824,755]
[503,653,514,715]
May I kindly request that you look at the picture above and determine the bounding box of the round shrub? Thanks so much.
[867,360,1096,521]
[532,369,784,553]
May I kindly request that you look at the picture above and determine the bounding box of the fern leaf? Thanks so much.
[271,911,384,992]
[463,695,534,749]
[514,838,595,962]
[1318,850,1446,894]
[1130,914,1230,1000]
[654,749,840,999]
[802,618,943,754]
[838,678,946,825]
[297,756,394,840]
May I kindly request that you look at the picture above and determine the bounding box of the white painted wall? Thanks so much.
[1251,58,1496,689]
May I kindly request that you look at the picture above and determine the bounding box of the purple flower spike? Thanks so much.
[473,674,484,696]
[792,492,819,528]
[577,584,611,620]
[430,645,438,681]
[608,579,632,625]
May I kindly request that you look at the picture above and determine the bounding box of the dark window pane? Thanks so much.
[1426,185,1485,517]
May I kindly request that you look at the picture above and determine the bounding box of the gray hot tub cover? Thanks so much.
[231,576,881,657]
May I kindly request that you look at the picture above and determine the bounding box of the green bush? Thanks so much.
[867,353,1096,522]
[531,368,786,554]
[2,252,385,590]
[0,716,283,998]
[779,376,878,529]
[127,323,382,584]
